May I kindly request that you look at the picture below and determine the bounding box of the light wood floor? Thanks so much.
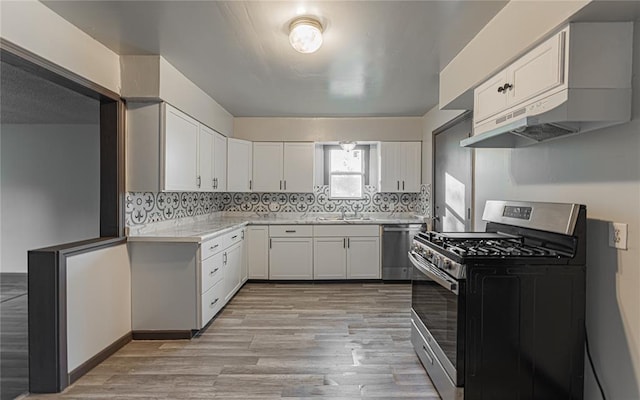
[26,283,439,399]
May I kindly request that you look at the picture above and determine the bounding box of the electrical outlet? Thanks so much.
[608,222,628,250]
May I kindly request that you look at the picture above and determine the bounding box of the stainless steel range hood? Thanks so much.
[461,88,631,148]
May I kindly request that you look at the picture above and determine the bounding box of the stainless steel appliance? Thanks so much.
[410,200,586,400]
[382,224,425,280]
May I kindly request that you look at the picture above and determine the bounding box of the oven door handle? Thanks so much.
[408,252,459,295]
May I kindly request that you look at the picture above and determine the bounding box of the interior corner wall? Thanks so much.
[0,0,121,94]
[0,124,101,273]
[420,106,466,186]
[233,117,423,142]
[472,21,640,400]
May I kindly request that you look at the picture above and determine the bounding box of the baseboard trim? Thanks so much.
[68,331,132,384]
[132,330,194,340]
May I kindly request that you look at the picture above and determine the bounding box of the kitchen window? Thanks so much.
[324,145,370,199]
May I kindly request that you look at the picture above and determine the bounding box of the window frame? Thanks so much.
[323,145,369,199]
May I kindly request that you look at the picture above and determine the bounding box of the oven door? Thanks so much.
[409,251,464,386]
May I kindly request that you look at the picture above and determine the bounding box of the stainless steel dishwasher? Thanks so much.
[382,224,425,281]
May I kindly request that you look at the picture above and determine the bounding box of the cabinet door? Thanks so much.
[164,104,199,191]
[400,142,421,192]
[347,237,380,279]
[473,70,509,124]
[227,138,252,192]
[313,237,347,279]
[198,125,214,192]
[283,142,314,192]
[509,31,565,108]
[240,229,248,283]
[224,242,242,302]
[247,226,269,279]
[269,238,313,280]
[380,142,400,192]
[253,142,284,192]
[213,132,227,192]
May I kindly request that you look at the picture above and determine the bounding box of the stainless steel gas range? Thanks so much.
[409,200,587,400]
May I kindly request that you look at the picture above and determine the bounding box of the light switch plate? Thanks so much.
[608,222,628,250]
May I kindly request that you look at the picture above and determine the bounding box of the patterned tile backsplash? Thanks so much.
[126,184,431,226]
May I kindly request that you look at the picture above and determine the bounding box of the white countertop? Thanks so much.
[127,212,427,243]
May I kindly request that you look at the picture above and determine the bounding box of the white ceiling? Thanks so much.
[42,1,507,117]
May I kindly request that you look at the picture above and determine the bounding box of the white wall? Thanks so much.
[66,243,131,371]
[421,106,466,186]
[234,117,423,142]
[0,124,101,273]
[472,22,640,400]
[0,0,121,94]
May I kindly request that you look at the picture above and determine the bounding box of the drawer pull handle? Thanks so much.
[210,298,219,307]
[210,244,219,250]
[232,235,238,239]
[210,268,219,275]
[285,230,296,233]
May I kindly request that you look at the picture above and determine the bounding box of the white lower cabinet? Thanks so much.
[130,227,247,334]
[313,237,347,279]
[313,225,381,280]
[268,226,313,280]
[247,226,269,279]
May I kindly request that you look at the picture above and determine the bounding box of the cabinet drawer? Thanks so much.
[201,252,224,294]
[313,224,380,237]
[201,280,224,327]
[201,235,225,260]
[269,225,312,237]
[224,228,244,248]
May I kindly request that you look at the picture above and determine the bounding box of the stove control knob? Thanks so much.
[443,260,451,270]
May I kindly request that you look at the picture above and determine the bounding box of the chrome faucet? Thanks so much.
[341,208,347,220]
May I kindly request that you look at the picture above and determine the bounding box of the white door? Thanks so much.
[164,104,199,191]
[473,70,510,124]
[224,242,242,301]
[213,132,227,192]
[509,31,565,107]
[269,238,313,280]
[347,237,380,279]
[313,237,346,279]
[198,125,214,192]
[283,142,314,192]
[227,138,252,192]
[380,142,400,192]
[253,142,284,192]
[247,226,269,279]
[400,142,421,192]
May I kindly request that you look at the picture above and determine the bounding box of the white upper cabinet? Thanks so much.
[379,142,421,193]
[253,142,314,193]
[164,104,200,191]
[252,142,284,192]
[227,138,253,192]
[127,102,228,193]
[474,30,566,126]
[198,125,215,192]
[212,132,227,192]
[283,143,314,192]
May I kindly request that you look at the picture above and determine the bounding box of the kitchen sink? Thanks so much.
[316,216,371,221]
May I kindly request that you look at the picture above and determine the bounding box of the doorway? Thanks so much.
[433,112,473,232]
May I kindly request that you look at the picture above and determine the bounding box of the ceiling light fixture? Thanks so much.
[289,17,323,54]
[339,141,357,151]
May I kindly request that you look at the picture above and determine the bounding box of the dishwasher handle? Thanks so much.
[382,225,425,232]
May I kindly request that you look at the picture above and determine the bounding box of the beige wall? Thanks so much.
[472,21,640,400]
[439,1,590,109]
[0,0,121,94]
[234,117,423,142]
